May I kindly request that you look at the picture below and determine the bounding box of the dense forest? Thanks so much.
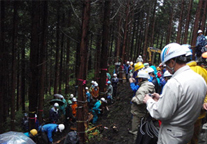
[0,0,206,142]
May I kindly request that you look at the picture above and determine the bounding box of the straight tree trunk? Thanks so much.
[176,0,184,43]
[150,0,157,46]
[143,4,151,62]
[122,0,130,64]
[11,1,18,130]
[29,1,40,129]
[77,0,90,143]
[116,14,122,62]
[59,13,65,94]
[38,1,47,124]
[166,1,175,44]
[183,0,193,44]
[65,10,72,95]
[21,38,26,112]
[191,0,203,60]
[95,30,101,82]
[201,0,207,32]
[54,1,60,94]
[99,0,110,98]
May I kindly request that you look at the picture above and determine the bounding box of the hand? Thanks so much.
[203,103,207,110]
[129,78,133,83]
[143,94,152,103]
[151,93,160,101]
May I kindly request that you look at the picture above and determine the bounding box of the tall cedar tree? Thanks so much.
[29,1,40,129]
[99,0,110,98]
[183,0,193,44]
[38,1,48,124]
[11,1,18,130]
[77,0,90,143]
[176,0,184,43]
[191,0,203,60]
[54,1,60,94]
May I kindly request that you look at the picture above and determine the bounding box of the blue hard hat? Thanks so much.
[107,81,111,84]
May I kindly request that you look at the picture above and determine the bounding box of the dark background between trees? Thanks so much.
[0,0,206,139]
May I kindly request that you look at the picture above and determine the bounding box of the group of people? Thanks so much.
[128,42,207,144]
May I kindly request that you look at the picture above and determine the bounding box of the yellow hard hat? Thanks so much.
[30,129,38,136]
[134,62,144,71]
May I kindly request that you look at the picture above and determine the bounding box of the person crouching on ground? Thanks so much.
[38,123,65,144]
[129,70,155,139]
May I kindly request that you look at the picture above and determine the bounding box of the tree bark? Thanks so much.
[176,0,184,43]
[54,0,60,94]
[99,0,111,98]
[183,0,193,44]
[65,10,72,95]
[29,1,40,129]
[191,0,203,60]
[77,0,90,143]
[11,1,18,130]
[38,1,47,124]
[121,0,130,64]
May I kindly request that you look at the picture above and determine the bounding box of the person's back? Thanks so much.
[49,105,59,123]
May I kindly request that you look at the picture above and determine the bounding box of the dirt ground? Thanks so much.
[52,82,134,144]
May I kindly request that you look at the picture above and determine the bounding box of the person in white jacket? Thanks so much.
[143,43,207,144]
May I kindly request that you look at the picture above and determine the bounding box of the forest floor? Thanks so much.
[52,82,207,144]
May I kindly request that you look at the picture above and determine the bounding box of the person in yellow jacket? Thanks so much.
[183,45,207,144]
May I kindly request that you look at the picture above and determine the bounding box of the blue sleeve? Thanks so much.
[130,83,139,92]
[93,101,101,111]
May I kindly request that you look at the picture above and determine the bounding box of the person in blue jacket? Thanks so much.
[38,123,65,143]
[92,98,107,124]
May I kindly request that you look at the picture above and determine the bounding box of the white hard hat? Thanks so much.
[198,30,202,34]
[139,55,142,58]
[70,94,74,98]
[54,103,59,107]
[145,67,154,73]
[94,82,98,87]
[127,61,130,64]
[72,97,77,102]
[85,87,88,90]
[161,43,186,64]
[100,97,107,103]
[181,44,192,56]
[130,61,133,65]
[113,73,117,77]
[137,70,149,79]
[58,124,65,132]
[163,70,172,77]
[91,80,94,84]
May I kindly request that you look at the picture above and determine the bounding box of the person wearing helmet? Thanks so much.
[106,81,113,104]
[182,45,207,144]
[136,55,143,62]
[38,123,65,143]
[85,87,91,103]
[111,73,119,98]
[72,97,77,117]
[22,113,29,131]
[49,103,59,123]
[196,29,206,58]
[143,43,207,144]
[24,129,38,138]
[129,70,155,138]
[133,62,144,79]
[65,99,76,127]
[89,81,95,92]
[124,61,130,81]
[143,63,149,69]
[92,97,107,124]
[91,82,99,99]
[163,70,172,82]
[147,66,162,94]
